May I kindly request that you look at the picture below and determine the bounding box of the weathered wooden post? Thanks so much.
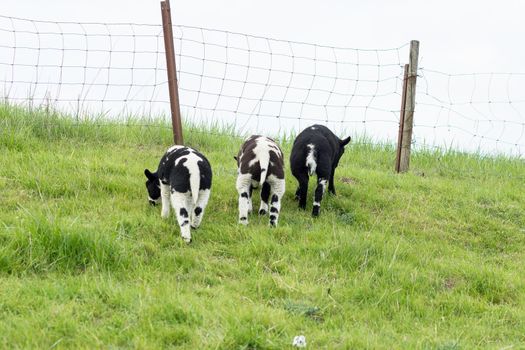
[397,40,419,173]
[160,0,184,144]
[395,64,409,173]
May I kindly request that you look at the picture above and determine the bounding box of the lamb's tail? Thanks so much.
[306,144,317,176]
[189,168,200,205]
[258,151,270,186]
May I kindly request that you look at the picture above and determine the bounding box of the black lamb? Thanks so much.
[290,125,351,216]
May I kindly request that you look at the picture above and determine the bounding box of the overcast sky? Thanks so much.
[4,0,524,73]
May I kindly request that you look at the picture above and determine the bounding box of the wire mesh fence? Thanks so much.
[416,69,525,157]
[1,14,524,158]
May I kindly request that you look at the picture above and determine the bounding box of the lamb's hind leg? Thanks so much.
[259,182,270,215]
[160,183,171,218]
[248,185,254,214]
[171,190,193,243]
[312,177,328,217]
[236,173,252,225]
[294,171,309,210]
[269,177,285,227]
[328,168,336,195]
[191,189,211,229]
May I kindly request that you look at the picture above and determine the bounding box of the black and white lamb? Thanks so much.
[144,145,212,243]
[290,125,351,216]
[235,135,285,227]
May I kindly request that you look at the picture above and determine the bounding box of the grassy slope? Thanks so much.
[0,104,524,349]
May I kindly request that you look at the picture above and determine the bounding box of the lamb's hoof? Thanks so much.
[269,215,277,227]
[259,209,267,216]
[239,217,248,225]
[312,207,320,217]
[182,237,192,244]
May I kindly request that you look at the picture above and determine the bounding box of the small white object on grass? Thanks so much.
[292,335,306,348]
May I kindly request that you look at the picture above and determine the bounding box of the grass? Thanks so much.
[0,103,524,349]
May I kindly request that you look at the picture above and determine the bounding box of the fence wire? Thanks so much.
[1,14,524,157]
[416,68,525,157]
[0,15,406,141]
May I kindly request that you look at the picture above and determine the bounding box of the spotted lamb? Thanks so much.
[235,135,285,227]
[144,145,212,243]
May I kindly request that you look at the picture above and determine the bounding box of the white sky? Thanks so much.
[5,0,524,73]
[2,0,525,155]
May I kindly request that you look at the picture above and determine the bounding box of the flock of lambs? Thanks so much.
[144,124,351,243]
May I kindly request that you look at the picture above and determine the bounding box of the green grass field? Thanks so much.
[1,104,524,349]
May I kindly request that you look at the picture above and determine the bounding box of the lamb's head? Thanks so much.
[334,136,351,167]
[144,169,161,206]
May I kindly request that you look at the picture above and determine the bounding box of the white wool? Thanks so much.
[245,137,277,186]
[305,144,317,176]
[160,183,171,218]
[175,150,202,204]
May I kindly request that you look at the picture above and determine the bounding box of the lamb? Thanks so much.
[235,135,285,227]
[290,125,351,216]
[144,145,212,243]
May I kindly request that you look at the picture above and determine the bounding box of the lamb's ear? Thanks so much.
[340,136,352,147]
[144,169,156,180]
[233,156,238,162]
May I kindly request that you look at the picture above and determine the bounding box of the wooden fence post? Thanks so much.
[395,64,409,173]
[160,0,184,145]
[398,40,419,173]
